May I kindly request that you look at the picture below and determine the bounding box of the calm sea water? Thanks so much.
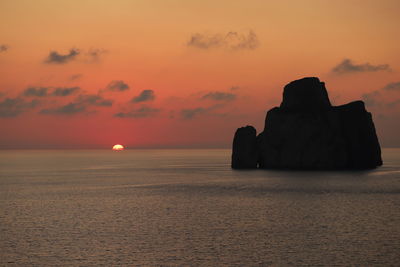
[0,149,399,266]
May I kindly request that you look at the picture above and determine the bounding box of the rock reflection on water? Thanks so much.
[0,149,399,266]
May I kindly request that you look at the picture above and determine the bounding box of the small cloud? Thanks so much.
[230,86,240,91]
[44,48,107,64]
[332,59,391,74]
[225,31,259,50]
[0,97,39,117]
[77,94,113,106]
[132,89,155,103]
[86,48,107,63]
[0,44,9,53]
[44,49,80,64]
[383,81,400,91]
[23,86,80,97]
[40,103,85,115]
[188,33,222,49]
[52,87,80,96]
[187,30,259,51]
[106,80,130,92]
[362,91,380,107]
[114,106,160,118]
[387,99,400,108]
[23,87,48,97]
[181,107,206,119]
[201,91,236,101]
[69,74,83,81]
[180,104,226,120]
[361,81,400,109]
[40,93,112,115]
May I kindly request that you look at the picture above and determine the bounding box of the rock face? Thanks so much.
[232,77,382,169]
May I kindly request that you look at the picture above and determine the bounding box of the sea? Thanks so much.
[0,149,399,266]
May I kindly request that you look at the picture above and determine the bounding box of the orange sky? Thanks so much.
[1,0,399,148]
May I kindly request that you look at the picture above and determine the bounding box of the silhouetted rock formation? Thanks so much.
[231,126,258,169]
[232,77,382,169]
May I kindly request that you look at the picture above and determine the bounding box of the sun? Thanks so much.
[112,144,124,151]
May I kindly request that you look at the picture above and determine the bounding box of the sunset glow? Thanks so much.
[0,0,399,148]
[112,144,124,151]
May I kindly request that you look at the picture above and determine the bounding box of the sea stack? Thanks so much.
[232,77,382,169]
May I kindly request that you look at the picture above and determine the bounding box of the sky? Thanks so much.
[0,0,399,149]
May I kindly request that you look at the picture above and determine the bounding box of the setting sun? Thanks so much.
[112,144,124,151]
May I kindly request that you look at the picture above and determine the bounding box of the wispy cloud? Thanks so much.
[114,106,160,118]
[362,81,400,108]
[180,104,225,119]
[40,93,112,115]
[106,80,130,92]
[44,49,80,64]
[132,90,155,103]
[187,30,259,51]
[332,59,391,74]
[201,91,236,101]
[181,107,206,119]
[23,86,80,97]
[69,74,83,81]
[51,87,80,96]
[44,48,107,64]
[86,48,107,62]
[76,94,113,107]
[0,97,39,117]
[39,103,85,115]
[23,87,49,97]
[0,44,9,53]
[362,91,381,107]
[383,81,400,91]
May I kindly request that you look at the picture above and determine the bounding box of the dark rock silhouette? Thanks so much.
[231,126,258,169]
[232,77,382,169]
[280,77,331,111]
